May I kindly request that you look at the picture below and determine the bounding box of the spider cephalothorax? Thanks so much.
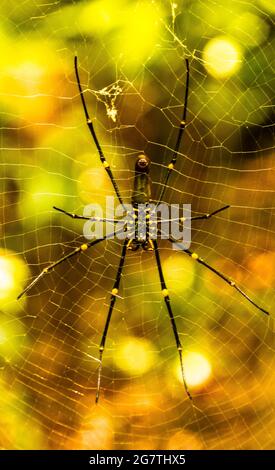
[135,154,150,172]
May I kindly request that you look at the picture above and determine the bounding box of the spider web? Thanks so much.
[0,0,275,450]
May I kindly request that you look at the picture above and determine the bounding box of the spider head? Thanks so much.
[135,154,150,173]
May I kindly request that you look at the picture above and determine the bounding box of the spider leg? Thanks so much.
[184,204,230,222]
[168,236,269,316]
[53,206,124,224]
[17,230,122,300]
[96,238,128,403]
[153,239,192,401]
[74,56,125,208]
[157,204,230,224]
[158,58,190,204]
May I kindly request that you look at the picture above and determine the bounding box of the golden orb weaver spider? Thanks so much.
[18,56,269,403]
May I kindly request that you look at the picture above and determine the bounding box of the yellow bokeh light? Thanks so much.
[203,36,242,79]
[114,336,155,375]
[163,254,195,293]
[79,0,125,35]
[0,258,15,297]
[0,249,29,305]
[228,12,269,49]
[77,167,112,205]
[21,171,66,219]
[112,1,163,66]
[0,37,64,125]
[8,61,45,92]
[0,255,22,301]
[176,352,212,388]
